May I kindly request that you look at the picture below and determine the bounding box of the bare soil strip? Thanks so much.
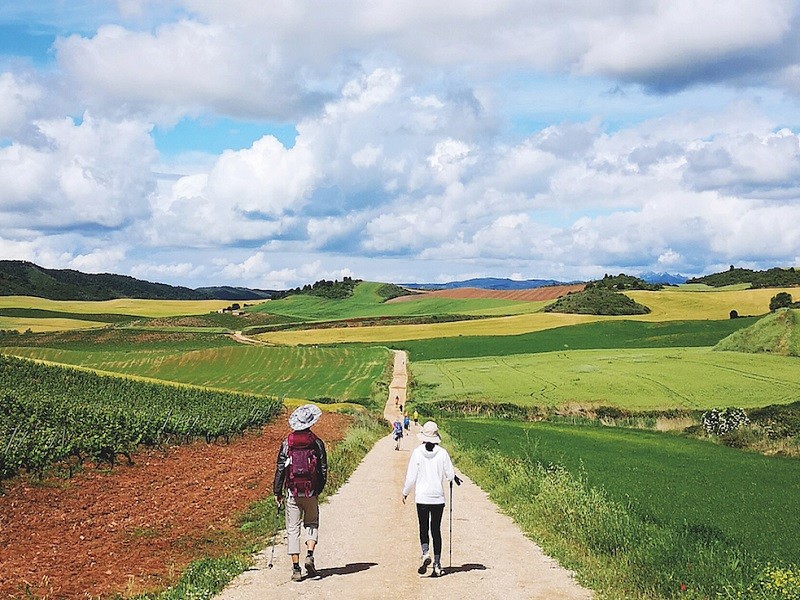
[0,412,350,599]
[215,351,592,600]
[388,284,585,303]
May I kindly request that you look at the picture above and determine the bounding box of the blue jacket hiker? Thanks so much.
[392,419,404,450]
[274,404,328,581]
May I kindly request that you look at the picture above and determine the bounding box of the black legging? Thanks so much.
[416,503,445,556]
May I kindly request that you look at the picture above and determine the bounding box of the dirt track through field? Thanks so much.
[215,351,592,600]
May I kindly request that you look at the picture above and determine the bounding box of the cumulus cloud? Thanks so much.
[0,73,43,138]
[46,0,800,127]
[4,3,800,287]
[0,113,156,230]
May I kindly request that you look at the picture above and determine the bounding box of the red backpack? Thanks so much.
[287,430,320,497]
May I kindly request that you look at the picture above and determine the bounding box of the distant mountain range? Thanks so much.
[638,272,689,285]
[402,277,576,290]
[403,273,688,290]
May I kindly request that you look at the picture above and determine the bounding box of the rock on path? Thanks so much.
[214,351,592,600]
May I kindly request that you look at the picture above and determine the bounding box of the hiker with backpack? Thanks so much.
[401,420,460,577]
[392,418,404,450]
[274,404,328,581]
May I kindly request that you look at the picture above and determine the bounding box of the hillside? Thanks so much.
[0,261,279,301]
[543,287,651,315]
[687,266,800,288]
[714,308,800,357]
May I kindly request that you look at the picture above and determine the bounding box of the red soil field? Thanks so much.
[0,411,351,599]
[390,284,585,303]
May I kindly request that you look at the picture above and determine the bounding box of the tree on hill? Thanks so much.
[271,277,363,300]
[687,266,800,288]
[770,292,794,311]
[543,287,651,315]
[586,273,662,291]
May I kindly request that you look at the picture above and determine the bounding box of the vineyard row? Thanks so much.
[0,355,283,480]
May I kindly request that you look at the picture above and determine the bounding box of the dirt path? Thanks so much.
[215,351,592,600]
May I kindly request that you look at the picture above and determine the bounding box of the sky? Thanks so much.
[2,1,800,289]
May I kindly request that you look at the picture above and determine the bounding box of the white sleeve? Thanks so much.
[442,448,455,483]
[403,449,418,497]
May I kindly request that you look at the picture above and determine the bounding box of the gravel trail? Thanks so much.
[214,351,592,600]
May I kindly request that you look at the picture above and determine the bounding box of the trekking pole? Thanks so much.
[268,502,282,569]
[449,481,453,569]
[450,475,461,570]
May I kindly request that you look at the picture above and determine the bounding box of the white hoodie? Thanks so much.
[403,443,455,504]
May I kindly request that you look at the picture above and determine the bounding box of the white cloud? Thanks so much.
[0,73,43,138]
[0,113,156,229]
[4,3,800,287]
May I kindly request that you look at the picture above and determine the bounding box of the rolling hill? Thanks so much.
[0,261,277,301]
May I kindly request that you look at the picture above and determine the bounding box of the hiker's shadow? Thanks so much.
[315,562,377,579]
[446,563,487,575]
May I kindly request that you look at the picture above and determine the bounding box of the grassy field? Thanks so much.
[449,419,800,563]
[446,418,800,598]
[394,317,758,361]
[412,347,800,410]
[254,287,796,345]
[0,344,390,403]
[251,281,547,320]
[448,419,800,562]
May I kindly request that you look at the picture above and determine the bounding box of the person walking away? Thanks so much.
[392,418,404,450]
[403,412,410,432]
[412,409,419,425]
[274,404,328,581]
[402,421,456,577]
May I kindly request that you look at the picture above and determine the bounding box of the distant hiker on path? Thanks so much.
[412,410,419,425]
[392,418,404,450]
[402,420,459,578]
[403,412,410,432]
[274,404,328,582]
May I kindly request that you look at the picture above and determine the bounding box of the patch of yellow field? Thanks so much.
[0,296,234,317]
[625,287,790,321]
[255,312,605,345]
[0,317,108,332]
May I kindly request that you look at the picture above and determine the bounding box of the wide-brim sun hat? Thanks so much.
[289,404,322,431]
[417,420,441,444]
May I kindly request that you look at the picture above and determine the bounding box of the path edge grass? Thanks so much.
[445,427,800,600]
[132,412,387,600]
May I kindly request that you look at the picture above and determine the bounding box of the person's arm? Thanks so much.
[316,437,328,494]
[402,448,418,499]
[273,439,289,502]
[442,447,455,483]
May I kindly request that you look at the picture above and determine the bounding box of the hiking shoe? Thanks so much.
[432,562,443,577]
[291,567,303,582]
[417,553,431,574]
[304,554,317,577]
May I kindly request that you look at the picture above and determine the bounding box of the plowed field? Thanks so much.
[389,284,585,303]
[0,411,350,599]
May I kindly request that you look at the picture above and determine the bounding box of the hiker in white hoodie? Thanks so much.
[402,420,458,577]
